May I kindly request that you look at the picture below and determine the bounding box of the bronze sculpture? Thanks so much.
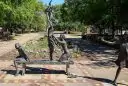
[14,43,30,76]
[55,34,71,62]
[45,0,53,28]
[45,0,59,61]
[47,22,55,61]
[13,0,74,77]
[113,32,128,83]
[13,42,74,76]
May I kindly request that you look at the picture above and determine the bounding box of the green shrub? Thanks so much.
[56,22,85,32]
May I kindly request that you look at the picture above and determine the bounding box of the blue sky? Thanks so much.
[41,0,64,5]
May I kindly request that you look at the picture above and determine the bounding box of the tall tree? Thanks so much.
[0,0,46,33]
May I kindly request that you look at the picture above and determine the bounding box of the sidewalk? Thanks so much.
[0,60,114,86]
[0,60,127,86]
[0,33,43,57]
[0,33,128,86]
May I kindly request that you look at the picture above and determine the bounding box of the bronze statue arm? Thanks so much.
[49,0,52,6]
[54,36,65,44]
[101,37,116,45]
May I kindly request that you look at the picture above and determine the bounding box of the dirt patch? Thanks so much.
[0,49,46,60]
[0,49,17,60]
[0,48,62,61]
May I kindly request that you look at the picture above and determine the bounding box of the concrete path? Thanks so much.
[0,33,43,57]
[1,60,127,86]
[0,60,114,86]
[0,33,128,86]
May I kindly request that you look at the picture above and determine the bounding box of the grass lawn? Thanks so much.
[24,35,81,59]
[24,37,48,51]
[23,37,48,59]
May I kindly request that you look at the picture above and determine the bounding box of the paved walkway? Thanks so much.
[0,33,128,86]
[0,60,114,86]
[0,33,43,57]
[0,60,128,86]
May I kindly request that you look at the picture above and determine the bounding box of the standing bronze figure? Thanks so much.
[113,32,128,83]
[45,0,58,61]
[45,0,53,28]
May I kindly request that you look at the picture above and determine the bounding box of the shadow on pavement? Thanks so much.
[66,38,117,68]
[117,83,128,86]
[75,76,117,86]
[84,76,117,86]
[1,67,66,75]
[66,38,116,57]
[83,60,116,68]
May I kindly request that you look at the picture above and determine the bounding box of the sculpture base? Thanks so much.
[14,59,74,77]
[27,60,74,65]
[16,59,74,65]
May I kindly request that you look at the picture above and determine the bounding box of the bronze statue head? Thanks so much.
[60,34,65,40]
[15,43,21,49]
[123,31,128,42]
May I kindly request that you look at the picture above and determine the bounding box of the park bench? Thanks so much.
[14,43,74,77]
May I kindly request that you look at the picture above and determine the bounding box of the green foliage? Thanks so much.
[55,0,128,35]
[24,36,48,59]
[24,37,48,51]
[53,5,63,22]
[56,21,85,31]
[0,0,46,33]
[53,0,108,32]
[62,0,107,24]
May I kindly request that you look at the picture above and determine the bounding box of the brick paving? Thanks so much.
[0,60,116,86]
[0,60,127,86]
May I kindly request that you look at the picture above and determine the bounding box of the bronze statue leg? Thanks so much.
[49,46,54,61]
[14,60,20,76]
[22,63,26,76]
[66,62,70,75]
[48,37,54,61]
[113,66,121,83]
[50,49,53,60]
